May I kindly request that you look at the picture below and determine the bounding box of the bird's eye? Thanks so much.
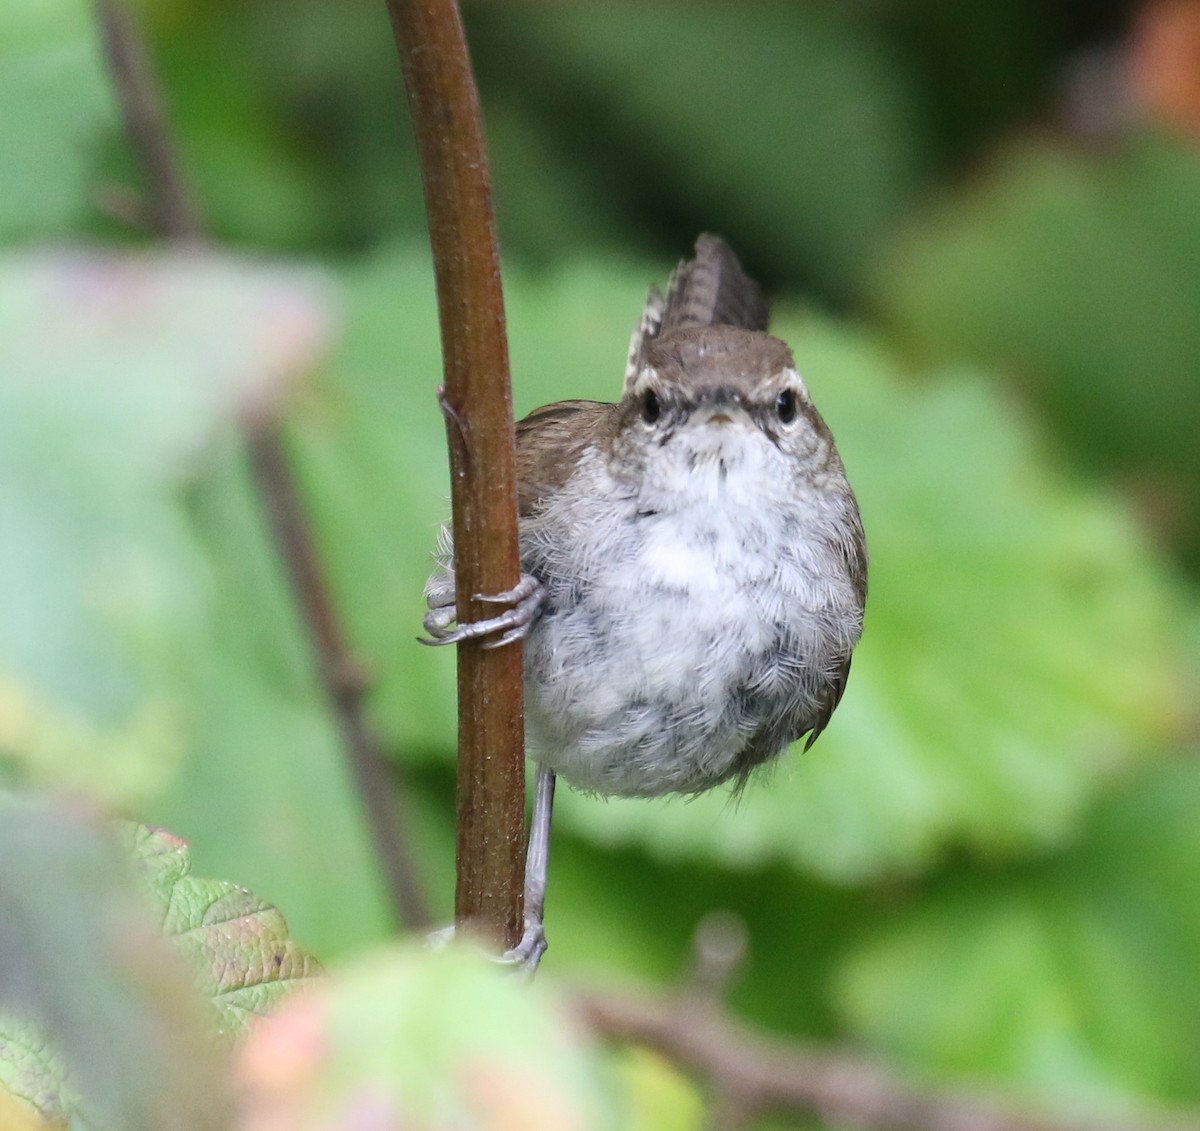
[775,389,798,424]
[641,390,662,424]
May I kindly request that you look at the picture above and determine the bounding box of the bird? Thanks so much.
[423,235,867,970]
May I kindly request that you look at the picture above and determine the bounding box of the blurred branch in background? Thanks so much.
[95,0,201,241]
[94,0,430,932]
[579,983,1200,1131]
[575,914,1200,1131]
[383,0,527,952]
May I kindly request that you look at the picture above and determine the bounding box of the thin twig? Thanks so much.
[574,985,1200,1131]
[383,0,526,950]
[94,0,203,241]
[95,0,430,931]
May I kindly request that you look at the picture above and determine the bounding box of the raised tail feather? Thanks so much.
[625,234,769,388]
[662,233,770,333]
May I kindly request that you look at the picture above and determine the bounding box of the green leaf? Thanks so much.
[0,805,322,1127]
[121,823,322,1043]
[147,433,419,958]
[0,1013,77,1129]
[292,248,1190,882]
[0,247,416,960]
[609,1046,704,1131]
[0,0,115,241]
[0,795,227,1131]
[283,248,455,755]
[833,755,1200,1109]
[872,131,1200,561]
[235,943,612,1130]
[0,249,331,805]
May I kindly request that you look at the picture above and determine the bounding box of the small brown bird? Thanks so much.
[424,235,867,968]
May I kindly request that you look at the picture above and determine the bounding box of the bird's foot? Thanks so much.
[420,573,544,649]
[425,912,547,979]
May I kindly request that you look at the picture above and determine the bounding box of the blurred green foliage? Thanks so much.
[873,133,1200,564]
[236,944,614,1130]
[2,0,1200,1128]
[0,799,230,1131]
[0,0,115,242]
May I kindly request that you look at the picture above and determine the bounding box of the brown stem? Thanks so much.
[574,986,1200,1131]
[95,0,430,931]
[383,0,526,950]
[94,0,203,241]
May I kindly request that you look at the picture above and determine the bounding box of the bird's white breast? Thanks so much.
[520,431,857,797]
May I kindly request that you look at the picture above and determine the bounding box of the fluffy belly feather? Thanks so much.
[522,498,842,796]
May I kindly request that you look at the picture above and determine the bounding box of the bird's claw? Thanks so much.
[424,915,547,978]
[419,573,544,648]
[502,915,548,977]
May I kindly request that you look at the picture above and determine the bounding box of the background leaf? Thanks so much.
[834,756,1200,1109]
[0,796,227,1131]
[234,944,612,1131]
[873,133,1200,565]
[0,249,332,805]
[0,0,115,242]
[122,823,322,1042]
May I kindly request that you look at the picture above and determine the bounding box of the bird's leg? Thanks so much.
[504,765,556,974]
[424,767,556,977]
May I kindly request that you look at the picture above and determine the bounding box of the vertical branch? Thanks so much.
[95,0,430,931]
[383,0,526,949]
